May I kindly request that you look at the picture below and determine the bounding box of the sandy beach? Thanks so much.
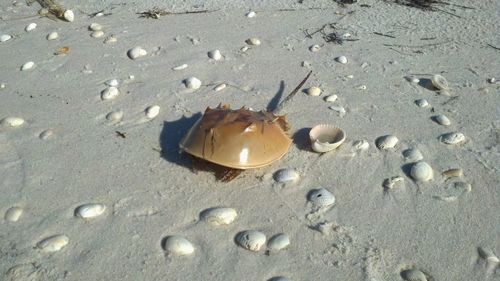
[1,0,499,280]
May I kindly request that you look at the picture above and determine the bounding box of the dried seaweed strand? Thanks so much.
[274,71,312,114]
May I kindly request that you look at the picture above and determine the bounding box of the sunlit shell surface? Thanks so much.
[179,105,292,169]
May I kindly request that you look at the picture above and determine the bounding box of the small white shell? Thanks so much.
[37,235,69,252]
[432,114,451,126]
[431,74,449,90]
[309,44,321,52]
[106,110,123,122]
[273,168,300,183]
[184,77,202,89]
[172,64,188,70]
[39,129,54,140]
[405,76,420,83]
[25,23,37,32]
[63,10,74,22]
[90,30,104,38]
[162,235,195,256]
[236,230,266,252]
[246,38,261,46]
[353,140,369,151]
[101,87,120,100]
[89,23,103,31]
[415,99,429,108]
[214,83,226,92]
[46,31,59,40]
[0,34,12,42]
[410,161,433,182]
[383,176,404,189]
[268,277,291,281]
[336,55,348,64]
[376,135,398,150]
[328,105,346,117]
[324,94,338,103]
[5,206,23,222]
[439,132,466,145]
[246,11,256,18]
[401,269,428,281]
[21,61,35,71]
[145,105,160,119]
[105,79,119,87]
[309,124,346,153]
[127,46,147,59]
[306,87,321,96]
[200,207,237,226]
[487,77,497,84]
[478,247,500,263]
[75,203,106,219]
[308,188,336,208]
[267,233,290,251]
[208,49,222,60]
[403,148,423,162]
[1,117,25,127]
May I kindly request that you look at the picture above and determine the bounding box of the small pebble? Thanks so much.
[89,23,103,31]
[346,74,354,79]
[415,99,429,108]
[21,61,35,71]
[4,206,23,222]
[63,10,74,22]
[75,203,106,219]
[246,11,256,18]
[90,30,104,38]
[336,55,348,64]
[106,110,123,122]
[309,44,321,52]
[0,34,12,42]
[101,87,120,100]
[439,132,466,145]
[214,83,226,92]
[1,117,25,127]
[127,46,147,60]
[306,87,321,96]
[37,235,69,252]
[25,23,37,32]
[46,31,59,40]
[324,94,338,103]
[39,129,54,140]
[246,38,261,46]
[145,105,160,119]
[208,49,222,60]
[184,77,202,90]
[432,114,451,126]
[172,64,188,71]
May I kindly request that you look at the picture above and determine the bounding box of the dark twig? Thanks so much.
[274,71,312,114]
[137,8,218,19]
[486,43,500,51]
[373,32,396,38]
[384,40,452,48]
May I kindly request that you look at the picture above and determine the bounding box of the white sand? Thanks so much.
[1,0,499,280]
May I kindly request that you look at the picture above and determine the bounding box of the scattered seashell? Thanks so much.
[75,203,106,219]
[353,140,369,151]
[308,188,336,208]
[401,269,428,281]
[336,55,348,64]
[101,87,120,100]
[375,135,398,150]
[324,94,338,103]
[4,206,23,222]
[273,168,300,183]
[410,161,433,182]
[25,23,37,32]
[346,74,354,79]
[127,46,147,60]
[415,99,429,108]
[39,129,54,140]
[487,77,496,84]
[46,31,59,40]
[309,124,346,153]
[106,110,123,122]
[104,35,117,44]
[268,277,291,281]
[214,83,226,92]
[208,49,222,60]
[306,87,321,96]
[37,235,69,253]
[328,105,346,117]
[0,34,12,42]
[63,10,74,22]
[145,105,160,119]
[403,148,423,162]
[184,77,202,90]
[356,85,367,90]
[267,233,290,251]
[439,132,466,145]
[478,247,500,263]
[172,64,188,71]
[105,79,119,87]
[89,23,103,31]
[90,30,104,38]
[240,46,249,52]
[162,235,195,256]
[200,207,237,226]
[246,38,261,46]
[431,74,449,90]
[309,44,321,52]
[1,117,25,127]
[383,176,404,189]
[246,11,256,18]
[442,168,463,178]
[21,61,35,71]
[432,114,451,126]
[235,230,266,252]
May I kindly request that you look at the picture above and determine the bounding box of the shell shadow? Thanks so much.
[292,127,312,152]
[417,78,437,91]
[401,162,414,178]
[266,80,285,112]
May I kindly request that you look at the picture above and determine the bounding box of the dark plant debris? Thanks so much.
[30,0,67,21]
[384,0,475,18]
[305,23,358,45]
[333,0,357,7]
[115,131,127,138]
[137,7,217,19]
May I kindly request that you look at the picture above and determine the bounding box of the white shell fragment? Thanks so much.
[172,64,188,71]
[405,76,420,83]
[4,206,23,222]
[25,23,37,32]
[63,10,74,22]
[200,207,237,226]
[0,34,12,42]
[162,235,195,256]
[214,83,226,92]
[439,132,466,145]
[478,247,500,263]
[39,129,54,140]
[309,44,321,52]
[236,230,266,252]
[208,49,222,60]
[376,135,398,150]
[103,35,117,44]
[246,38,261,46]
[106,110,123,122]
[353,140,369,151]
[145,105,160,119]
[308,188,336,208]
[403,148,423,162]
[328,105,346,117]
[410,161,433,182]
[415,99,429,108]
[306,87,321,96]
[431,74,449,90]
[336,55,348,64]
[324,94,338,103]
[21,61,35,71]
[184,77,202,90]
[273,168,300,183]
[309,124,346,153]
[101,87,120,100]
[89,23,103,31]
[246,11,256,18]
[75,203,106,219]
[127,46,147,59]
[90,30,104,38]
[267,233,290,251]
[401,269,428,281]
[1,117,25,127]
[37,235,69,253]
[46,31,59,40]
[383,176,404,189]
[432,114,451,126]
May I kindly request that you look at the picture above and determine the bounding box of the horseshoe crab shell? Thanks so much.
[179,104,292,169]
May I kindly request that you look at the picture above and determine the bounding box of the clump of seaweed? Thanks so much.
[304,23,358,45]
[384,0,474,18]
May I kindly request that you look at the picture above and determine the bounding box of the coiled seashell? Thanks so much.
[439,132,466,145]
[410,161,433,182]
[376,135,398,150]
[1,117,25,127]
[101,87,120,100]
[401,269,428,281]
[403,148,423,162]
[200,207,237,226]
[37,234,69,252]
[431,74,449,90]
[273,168,300,183]
[308,188,335,208]
[4,206,23,222]
[235,230,266,252]
[309,124,346,153]
[162,235,195,256]
[267,233,290,251]
[75,203,106,219]
[432,114,451,126]
[184,77,202,89]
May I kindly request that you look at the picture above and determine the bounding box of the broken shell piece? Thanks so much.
[273,168,300,183]
[172,64,188,71]
[415,99,429,108]
[245,11,256,18]
[105,79,119,87]
[25,23,37,32]
[306,87,321,96]
[214,83,226,92]
[90,30,104,38]
[401,269,428,281]
[442,168,463,178]
[487,77,497,84]
[324,94,338,102]
[4,206,23,222]
[106,110,123,122]
[1,117,25,127]
[376,135,398,150]
[383,176,404,189]
[63,10,74,22]
[0,34,12,42]
[184,77,202,89]
[403,148,423,162]
[89,23,103,31]
[336,55,348,64]
[439,132,466,145]
[75,203,106,219]
[246,38,261,46]
[353,140,369,151]
[478,247,500,263]
[328,105,346,117]
[267,233,290,251]
[200,207,237,226]
[309,44,321,52]
[236,230,266,252]
[432,114,451,126]
[309,124,346,153]
[162,236,195,256]
[21,61,35,71]
[145,105,160,119]
[208,49,222,60]
[127,46,147,59]
[37,235,69,253]
[46,31,58,40]
[410,161,433,182]
[431,74,449,90]
[101,87,120,100]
